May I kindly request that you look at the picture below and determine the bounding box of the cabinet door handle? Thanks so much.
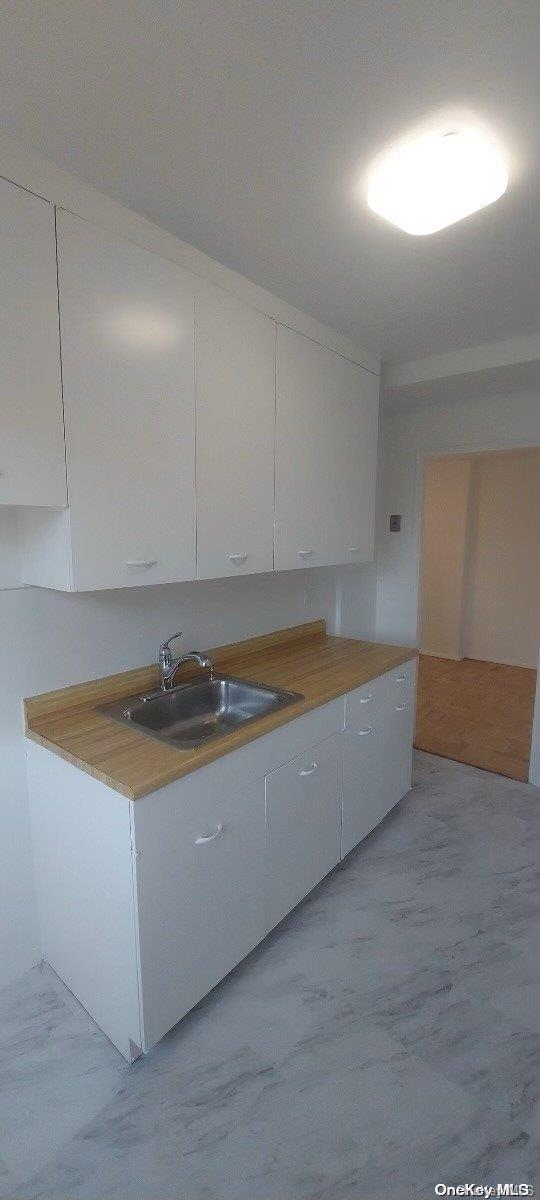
[358,693,373,704]
[347,547,361,553]
[297,549,313,559]
[299,762,318,776]
[396,703,406,711]
[396,675,406,683]
[125,560,157,570]
[358,726,373,736]
[229,553,249,564]
[195,823,223,845]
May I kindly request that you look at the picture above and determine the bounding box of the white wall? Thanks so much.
[376,389,540,782]
[376,390,540,648]
[0,510,23,589]
[463,448,540,668]
[0,563,376,990]
[418,456,473,659]
[418,447,540,668]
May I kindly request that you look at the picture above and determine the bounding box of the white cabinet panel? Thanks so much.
[56,211,196,590]
[342,660,417,857]
[275,326,379,571]
[342,722,386,855]
[0,179,65,507]
[384,661,416,808]
[265,734,342,931]
[27,742,141,1062]
[195,280,275,580]
[133,773,267,1051]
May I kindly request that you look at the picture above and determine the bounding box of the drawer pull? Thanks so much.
[229,553,249,564]
[299,762,318,776]
[396,703,406,712]
[358,726,373,736]
[297,549,313,559]
[125,559,157,570]
[358,693,373,704]
[195,823,223,845]
[396,675,406,683]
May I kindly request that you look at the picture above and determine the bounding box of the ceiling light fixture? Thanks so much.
[366,125,508,235]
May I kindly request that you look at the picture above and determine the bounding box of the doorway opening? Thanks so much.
[415,446,540,781]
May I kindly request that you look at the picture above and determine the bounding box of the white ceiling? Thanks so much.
[2,0,540,365]
[384,361,540,410]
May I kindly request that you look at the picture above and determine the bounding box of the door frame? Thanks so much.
[412,436,540,785]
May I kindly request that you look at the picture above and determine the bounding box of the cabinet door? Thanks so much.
[342,663,416,857]
[265,734,342,931]
[0,179,66,506]
[275,326,379,571]
[195,280,275,579]
[56,211,196,590]
[133,775,266,1052]
[383,661,416,809]
[342,721,387,856]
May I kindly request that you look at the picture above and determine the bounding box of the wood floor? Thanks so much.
[415,654,537,781]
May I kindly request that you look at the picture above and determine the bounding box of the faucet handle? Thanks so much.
[159,632,183,669]
[159,631,183,654]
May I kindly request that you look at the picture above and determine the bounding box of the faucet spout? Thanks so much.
[158,635,214,692]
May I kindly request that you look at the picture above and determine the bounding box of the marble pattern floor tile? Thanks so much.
[1,752,539,1199]
[0,965,129,1187]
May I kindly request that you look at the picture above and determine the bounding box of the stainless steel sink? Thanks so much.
[98,675,304,750]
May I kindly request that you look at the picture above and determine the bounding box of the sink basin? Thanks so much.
[98,675,304,750]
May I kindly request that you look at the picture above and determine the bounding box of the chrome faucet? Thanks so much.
[158,632,213,692]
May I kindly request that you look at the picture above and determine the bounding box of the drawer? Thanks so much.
[265,733,342,931]
[345,672,386,728]
[345,659,417,729]
[390,660,417,707]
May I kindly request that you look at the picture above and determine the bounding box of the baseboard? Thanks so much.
[419,650,464,662]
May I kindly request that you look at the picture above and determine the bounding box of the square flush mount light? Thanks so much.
[366,126,508,235]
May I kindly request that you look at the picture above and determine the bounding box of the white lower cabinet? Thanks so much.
[265,735,342,930]
[342,661,417,857]
[342,722,386,855]
[133,773,267,1051]
[27,658,416,1062]
[385,665,416,811]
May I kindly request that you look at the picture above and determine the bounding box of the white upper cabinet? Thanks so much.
[274,326,379,571]
[194,280,275,580]
[56,211,196,590]
[0,178,66,507]
[3,180,380,589]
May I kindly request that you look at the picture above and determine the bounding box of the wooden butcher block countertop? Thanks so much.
[24,621,417,800]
